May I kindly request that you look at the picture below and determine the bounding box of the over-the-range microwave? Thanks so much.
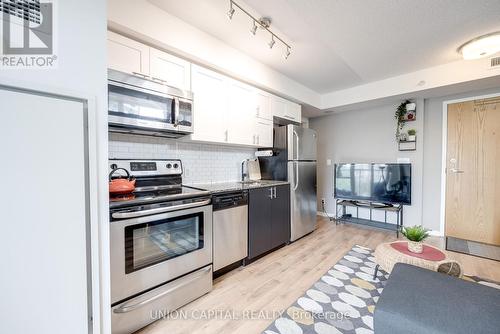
[108,69,194,138]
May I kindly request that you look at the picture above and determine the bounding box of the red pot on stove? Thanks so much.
[109,168,136,195]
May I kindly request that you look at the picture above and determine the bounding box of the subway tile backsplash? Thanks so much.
[109,133,256,185]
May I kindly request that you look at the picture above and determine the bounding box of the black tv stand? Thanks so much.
[335,199,403,237]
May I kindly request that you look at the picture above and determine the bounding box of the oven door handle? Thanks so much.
[112,199,211,219]
[113,266,211,314]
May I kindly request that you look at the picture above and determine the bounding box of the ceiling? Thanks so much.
[149,0,500,94]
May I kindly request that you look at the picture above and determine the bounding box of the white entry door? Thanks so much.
[0,87,92,334]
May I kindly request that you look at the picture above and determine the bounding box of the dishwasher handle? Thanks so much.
[213,191,248,211]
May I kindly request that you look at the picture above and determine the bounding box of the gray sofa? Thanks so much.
[374,263,500,333]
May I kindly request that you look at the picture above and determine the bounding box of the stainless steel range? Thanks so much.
[109,159,212,334]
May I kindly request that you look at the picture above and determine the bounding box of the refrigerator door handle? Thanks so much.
[293,161,299,191]
[293,130,299,160]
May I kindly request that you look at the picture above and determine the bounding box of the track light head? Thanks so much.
[250,20,258,35]
[227,2,235,20]
[284,47,291,59]
[268,36,275,49]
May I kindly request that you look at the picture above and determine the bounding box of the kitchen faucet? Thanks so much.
[241,159,249,181]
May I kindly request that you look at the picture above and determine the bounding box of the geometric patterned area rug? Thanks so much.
[263,245,387,334]
[262,245,500,334]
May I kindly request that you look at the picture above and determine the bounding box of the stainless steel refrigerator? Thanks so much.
[259,124,317,242]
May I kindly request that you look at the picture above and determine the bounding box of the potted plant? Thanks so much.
[407,129,416,141]
[395,100,412,140]
[401,225,429,253]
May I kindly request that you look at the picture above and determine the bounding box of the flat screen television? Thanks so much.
[334,163,411,205]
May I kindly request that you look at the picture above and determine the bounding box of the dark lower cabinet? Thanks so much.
[248,184,290,260]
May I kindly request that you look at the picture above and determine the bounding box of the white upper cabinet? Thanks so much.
[108,31,190,90]
[285,101,302,122]
[149,48,191,90]
[108,31,150,76]
[271,96,287,119]
[190,65,228,143]
[255,90,272,121]
[227,79,256,145]
[254,118,273,148]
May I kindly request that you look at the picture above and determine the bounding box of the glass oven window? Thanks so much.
[124,213,204,274]
[108,84,174,124]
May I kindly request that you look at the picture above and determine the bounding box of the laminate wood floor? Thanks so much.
[139,216,500,334]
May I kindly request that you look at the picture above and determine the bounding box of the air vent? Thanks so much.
[0,0,41,25]
[491,56,500,68]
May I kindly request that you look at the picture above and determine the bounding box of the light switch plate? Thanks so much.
[326,159,332,166]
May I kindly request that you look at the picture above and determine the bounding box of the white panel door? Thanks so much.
[190,65,228,143]
[108,31,150,76]
[150,48,191,90]
[0,88,90,334]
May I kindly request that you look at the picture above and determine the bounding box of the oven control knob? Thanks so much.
[110,163,118,170]
[166,163,172,169]
[173,163,179,169]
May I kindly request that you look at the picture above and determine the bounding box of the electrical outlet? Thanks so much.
[321,198,326,205]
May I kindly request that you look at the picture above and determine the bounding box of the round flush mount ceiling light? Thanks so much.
[458,31,500,60]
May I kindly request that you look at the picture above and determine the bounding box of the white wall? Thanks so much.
[310,100,425,228]
[109,133,256,184]
[107,0,321,108]
[0,1,109,332]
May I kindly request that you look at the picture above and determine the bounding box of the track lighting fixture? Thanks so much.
[268,36,275,49]
[227,1,235,20]
[250,20,258,35]
[227,0,292,60]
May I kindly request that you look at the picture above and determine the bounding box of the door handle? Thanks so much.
[293,130,299,160]
[112,199,211,219]
[113,266,211,314]
[293,162,299,191]
[450,168,465,174]
[173,97,180,127]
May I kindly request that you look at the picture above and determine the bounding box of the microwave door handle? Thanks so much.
[174,97,180,127]
[112,199,211,219]
[113,266,211,314]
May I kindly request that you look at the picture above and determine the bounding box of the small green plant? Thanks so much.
[395,100,412,140]
[407,129,416,136]
[401,225,429,242]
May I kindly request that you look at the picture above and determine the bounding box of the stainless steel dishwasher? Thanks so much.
[212,190,248,272]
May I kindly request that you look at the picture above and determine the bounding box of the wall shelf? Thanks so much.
[398,139,417,151]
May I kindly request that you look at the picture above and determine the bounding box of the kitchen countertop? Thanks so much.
[186,180,289,194]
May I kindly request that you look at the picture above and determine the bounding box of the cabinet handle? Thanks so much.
[132,72,150,79]
[225,130,228,142]
[252,134,256,145]
[269,187,273,199]
[283,115,295,120]
[152,76,168,83]
[257,135,260,145]
[273,187,276,199]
